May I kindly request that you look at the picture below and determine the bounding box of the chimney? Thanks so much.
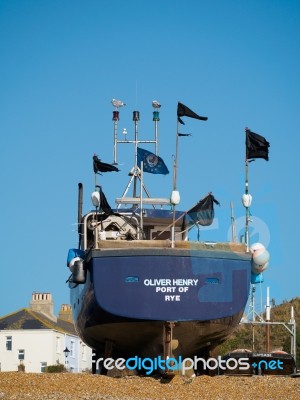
[58,304,73,323]
[29,292,57,322]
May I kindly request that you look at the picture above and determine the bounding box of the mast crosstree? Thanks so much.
[112,100,164,208]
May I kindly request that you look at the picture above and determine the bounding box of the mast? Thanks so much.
[173,119,180,191]
[171,101,208,245]
[243,127,269,252]
[113,99,161,204]
[171,119,180,247]
[243,127,252,253]
[153,107,160,155]
[230,201,237,242]
[245,156,250,251]
[112,110,119,164]
[132,111,140,197]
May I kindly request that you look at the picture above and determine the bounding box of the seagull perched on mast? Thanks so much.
[111,98,126,108]
[152,100,161,109]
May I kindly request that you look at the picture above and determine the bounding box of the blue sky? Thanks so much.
[0,0,299,318]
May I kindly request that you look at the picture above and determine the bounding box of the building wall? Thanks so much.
[0,330,92,373]
[64,334,93,373]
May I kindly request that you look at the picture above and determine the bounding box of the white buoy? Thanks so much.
[91,191,100,207]
[250,243,270,273]
[242,193,252,208]
[170,190,180,205]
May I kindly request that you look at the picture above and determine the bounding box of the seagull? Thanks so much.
[111,98,126,108]
[152,100,161,109]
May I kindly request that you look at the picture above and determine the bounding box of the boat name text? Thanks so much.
[143,279,198,286]
[143,278,198,302]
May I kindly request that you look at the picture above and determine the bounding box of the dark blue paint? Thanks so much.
[91,255,250,321]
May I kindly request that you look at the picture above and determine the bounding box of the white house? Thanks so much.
[0,292,92,373]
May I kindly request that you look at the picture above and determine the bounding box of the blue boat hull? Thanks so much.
[70,245,251,359]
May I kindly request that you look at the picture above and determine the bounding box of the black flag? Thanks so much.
[99,188,112,215]
[187,193,220,226]
[177,102,208,125]
[93,155,120,174]
[246,129,270,161]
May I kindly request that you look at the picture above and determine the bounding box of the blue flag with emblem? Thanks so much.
[137,147,169,175]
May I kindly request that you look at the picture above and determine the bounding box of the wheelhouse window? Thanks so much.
[6,336,12,351]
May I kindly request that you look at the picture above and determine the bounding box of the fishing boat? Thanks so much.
[66,100,270,374]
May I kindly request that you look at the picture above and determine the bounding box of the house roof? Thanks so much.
[0,308,77,336]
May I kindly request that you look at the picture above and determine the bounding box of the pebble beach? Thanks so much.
[0,372,300,400]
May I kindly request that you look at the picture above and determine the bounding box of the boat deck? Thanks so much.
[94,240,248,252]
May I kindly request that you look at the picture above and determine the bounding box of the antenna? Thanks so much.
[230,201,237,242]
[266,286,271,353]
[135,80,138,109]
[111,98,126,164]
[152,100,161,155]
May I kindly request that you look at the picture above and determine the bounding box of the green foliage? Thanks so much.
[45,364,66,373]
[218,297,300,368]
[17,363,25,372]
[282,329,300,367]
